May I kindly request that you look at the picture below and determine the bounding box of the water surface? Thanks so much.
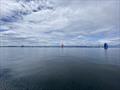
[0,48,120,90]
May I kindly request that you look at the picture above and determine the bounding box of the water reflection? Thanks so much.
[59,48,64,56]
[104,49,108,61]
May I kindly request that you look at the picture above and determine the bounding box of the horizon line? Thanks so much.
[0,45,120,48]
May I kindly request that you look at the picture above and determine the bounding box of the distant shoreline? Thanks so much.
[0,46,120,48]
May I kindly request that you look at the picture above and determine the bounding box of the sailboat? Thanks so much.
[103,31,109,49]
[61,42,64,48]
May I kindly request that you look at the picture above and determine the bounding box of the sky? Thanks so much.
[0,0,120,46]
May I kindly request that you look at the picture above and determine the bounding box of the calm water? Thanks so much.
[0,48,120,90]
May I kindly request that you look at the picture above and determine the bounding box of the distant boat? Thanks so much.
[61,42,64,48]
[21,45,24,47]
[104,43,108,49]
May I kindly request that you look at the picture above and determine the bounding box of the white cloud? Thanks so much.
[0,0,120,46]
[0,0,19,19]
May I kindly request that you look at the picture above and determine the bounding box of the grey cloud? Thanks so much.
[0,0,120,46]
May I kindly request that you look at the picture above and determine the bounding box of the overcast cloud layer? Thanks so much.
[0,0,120,46]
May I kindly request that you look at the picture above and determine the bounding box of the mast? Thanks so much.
[103,30,109,49]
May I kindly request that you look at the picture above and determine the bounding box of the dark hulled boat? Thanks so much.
[104,43,108,49]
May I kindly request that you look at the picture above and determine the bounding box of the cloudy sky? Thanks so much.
[0,0,120,46]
